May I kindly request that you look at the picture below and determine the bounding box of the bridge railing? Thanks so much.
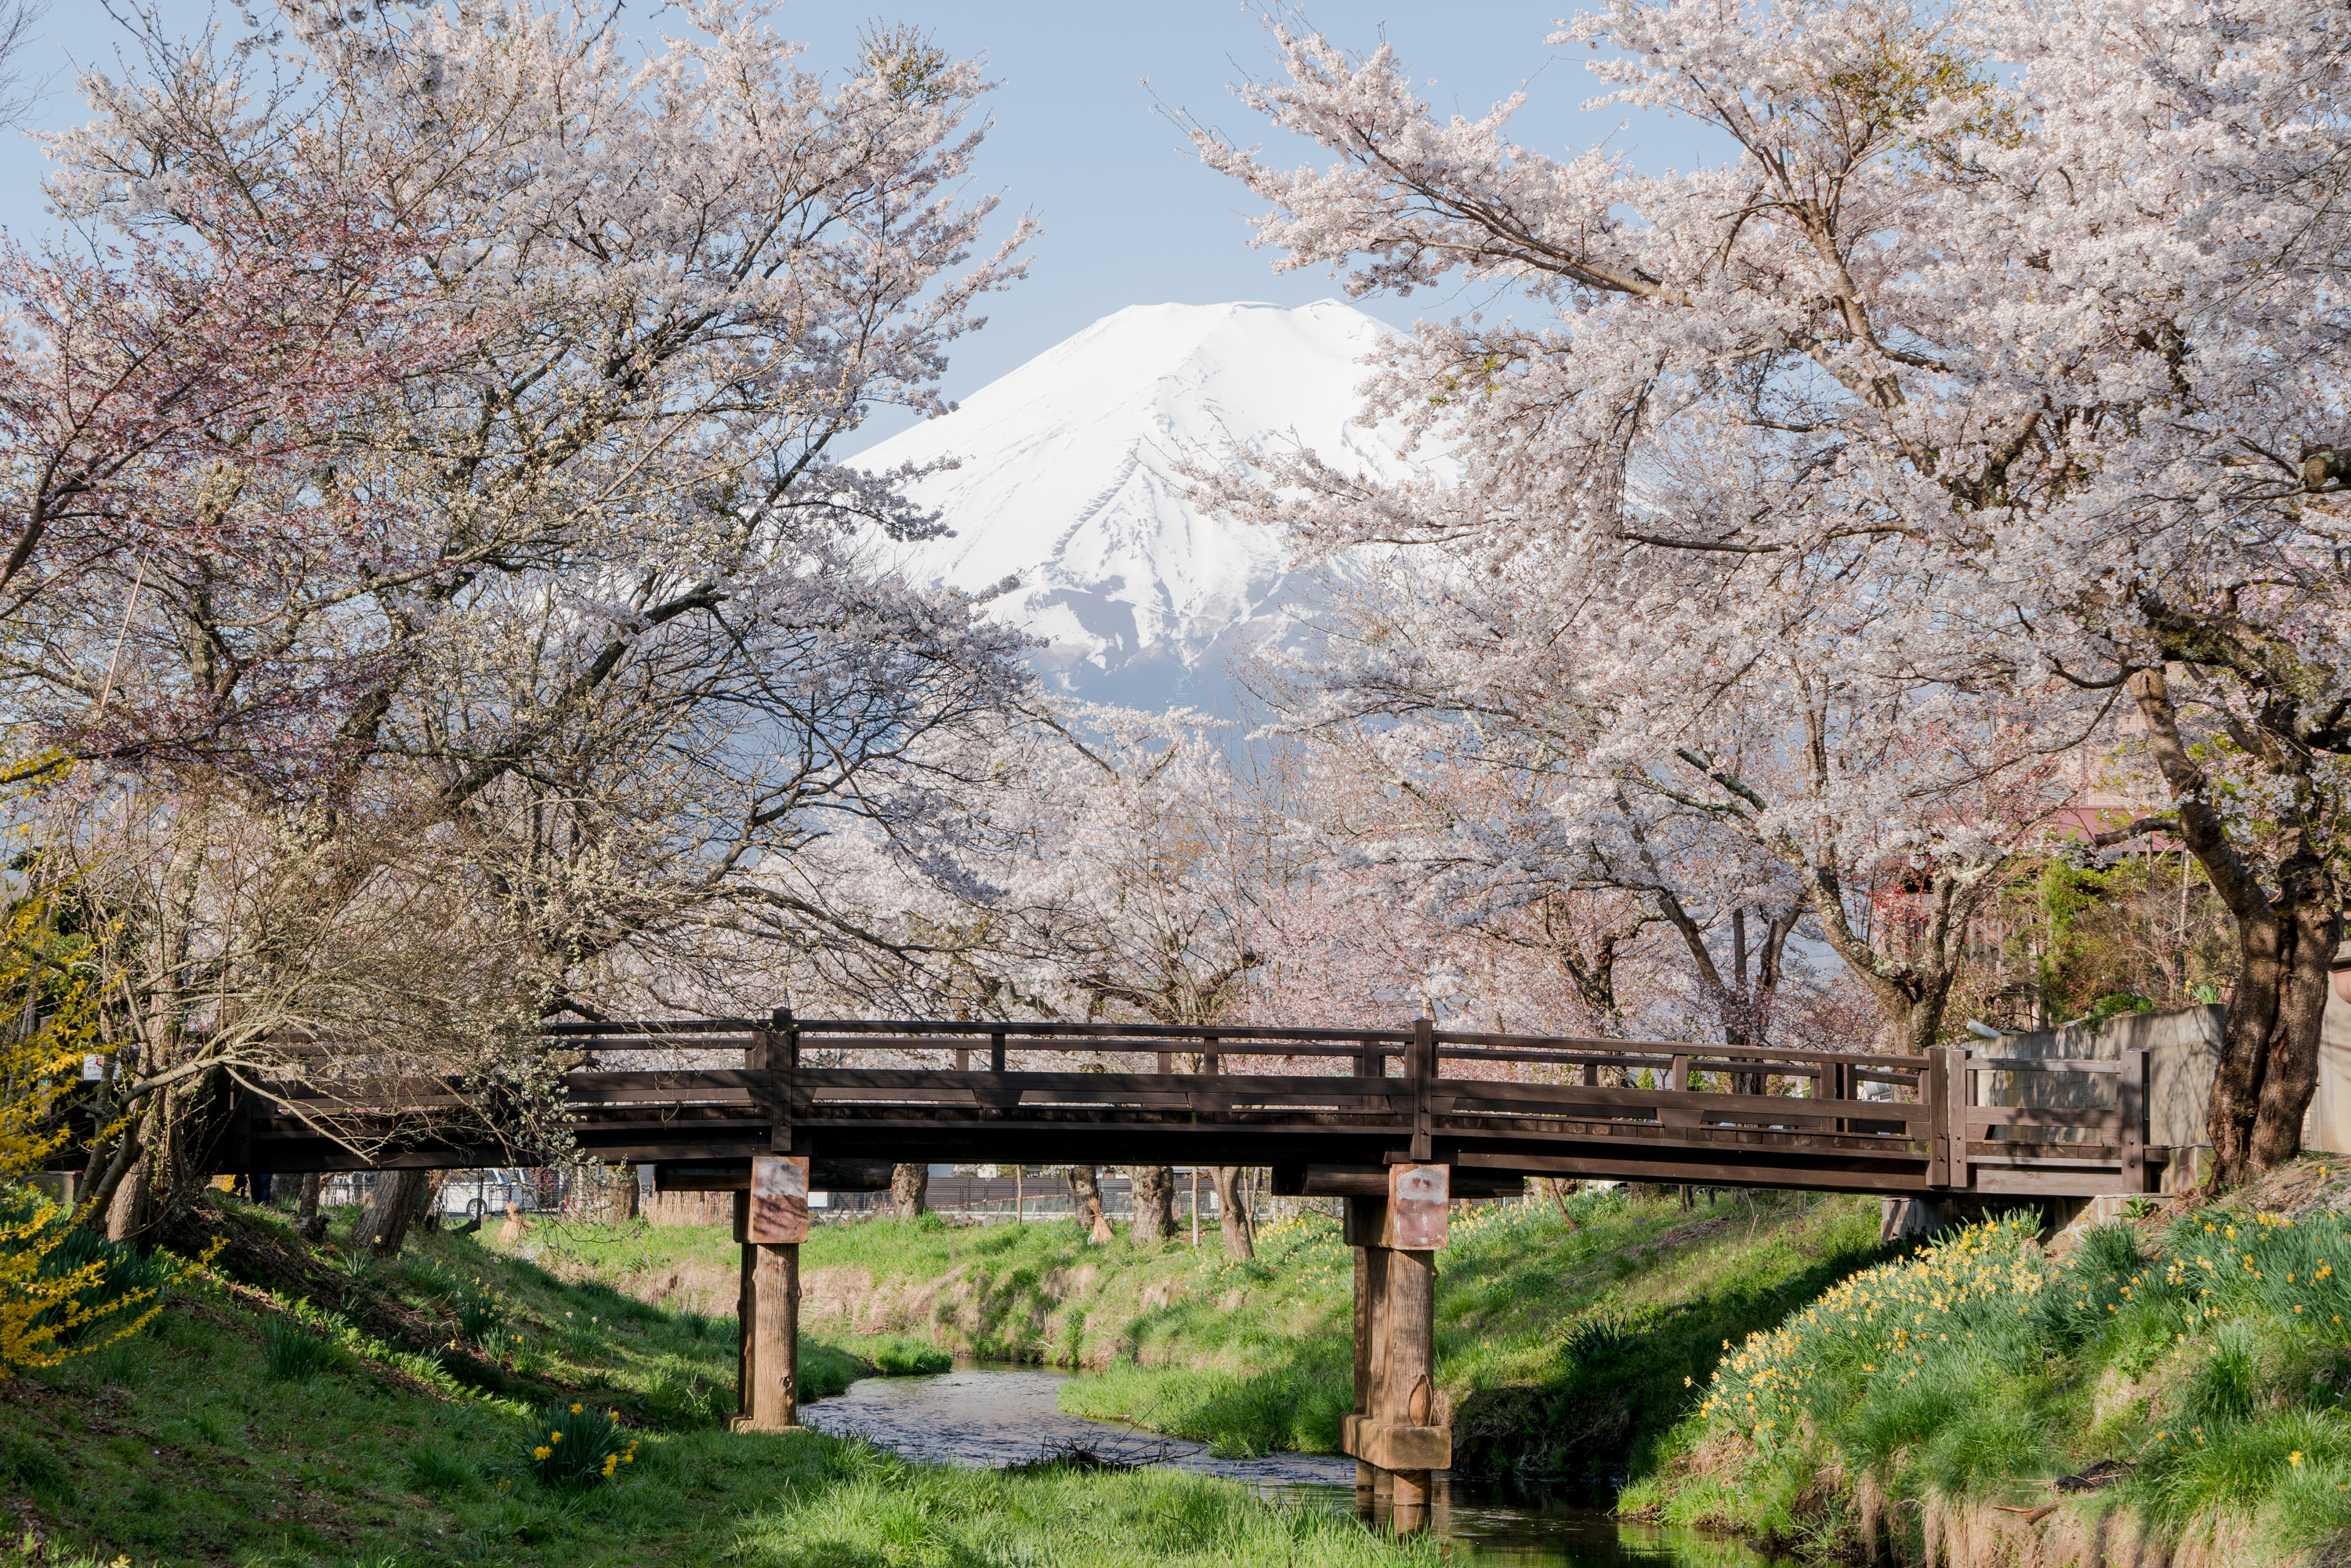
[210,1019,2155,1197]
[1948,1048,2150,1197]
[534,1018,1956,1178]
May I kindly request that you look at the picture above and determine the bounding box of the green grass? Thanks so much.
[1058,1190,1897,1480]
[547,1186,1893,1482]
[849,1333,955,1376]
[259,1316,341,1382]
[1620,1161,2351,1562]
[0,1190,1439,1567]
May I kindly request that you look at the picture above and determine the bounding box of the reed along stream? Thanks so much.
[801,1361,1790,1566]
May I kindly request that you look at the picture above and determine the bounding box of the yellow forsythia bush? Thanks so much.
[0,890,162,1373]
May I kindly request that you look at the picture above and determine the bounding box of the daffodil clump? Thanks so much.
[1697,1215,2051,1457]
[527,1400,638,1490]
[1666,1198,2351,1554]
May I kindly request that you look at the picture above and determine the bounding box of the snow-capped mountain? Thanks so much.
[852,299,1418,708]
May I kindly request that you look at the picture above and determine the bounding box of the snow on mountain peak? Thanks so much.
[849,299,1418,708]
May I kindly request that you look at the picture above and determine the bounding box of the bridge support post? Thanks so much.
[730,1157,810,1433]
[1384,1243,1436,1528]
[1349,1204,1389,1512]
[732,1233,801,1431]
[1342,1167,1450,1534]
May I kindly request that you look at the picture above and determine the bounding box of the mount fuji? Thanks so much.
[851,299,1420,709]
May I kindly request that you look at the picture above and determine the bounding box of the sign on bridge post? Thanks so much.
[747,1152,810,1243]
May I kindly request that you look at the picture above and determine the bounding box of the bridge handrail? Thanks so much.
[792,1019,1414,1043]
[542,1020,761,1040]
[1429,1031,1935,1072]
[1432,1045,1921,1083]
[535,1018,1936,1077]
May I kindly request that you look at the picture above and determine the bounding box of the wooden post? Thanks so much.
[989,1030,1007,1074]
[1386,1243,1436,1525]
[755,1007,795,1155]
[738,1239,799,1429]
[1368,1244,1394,1511]
[2121,1048,2148,1193]
[1408,1019,1435,1163]
[1925,1048,1951,1188]
[730,1155,810,1432]
[747,1030,773,1147]
[1661,1052,1698,1131]
[1341,1171,1447,1534]
[1347,1197,1386,1509]
[1944,1052,1970,1193]
[734,1197,754,1400]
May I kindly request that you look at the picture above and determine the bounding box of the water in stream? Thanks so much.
[801,1362,1791,1566]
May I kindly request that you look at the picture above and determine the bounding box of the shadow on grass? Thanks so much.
[1451,1230,1912,1487]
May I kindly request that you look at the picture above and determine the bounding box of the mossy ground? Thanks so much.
[558,1186,1895,1481]
[0,1194,1430,1568]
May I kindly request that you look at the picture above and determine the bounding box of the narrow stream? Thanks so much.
[801,1362,1791,1566]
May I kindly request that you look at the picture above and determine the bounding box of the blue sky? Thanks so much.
[0,2,1717,443]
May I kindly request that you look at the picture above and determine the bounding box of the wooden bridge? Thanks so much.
[208,1014,2167,1527]
[231,1014,2163,1198]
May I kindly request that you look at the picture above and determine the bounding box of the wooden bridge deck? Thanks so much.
[225,1016,2163,1200]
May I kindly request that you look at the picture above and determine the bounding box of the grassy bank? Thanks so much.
[0,1193,1431,1567]
[1056,1193,1896,1482]
[1622,1159,2351,1565]
[553,1186,1900,1483]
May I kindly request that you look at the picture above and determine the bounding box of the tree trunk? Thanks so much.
[2132,665,2336,1186]
[103,1149,150,1244]
[1066,1164,1113,1245]
[1209,1165,1252,1259]
[604,1164,639,1223]
[142,1066,212,1239]
[354,1170,431,1258]
[414,1171,446,1234]
[297,1171,325,1243]
[86,1097,152,1241]
[890,1162,929,1222]
[1128,1165,1176,1244]
[2208,877,2333,1182]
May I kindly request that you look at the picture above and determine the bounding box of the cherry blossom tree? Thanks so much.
[1241,722,1672,1040]
[1186,0,2351,1180]
[1252,548,2065,1058]
[10,2,1039,1233]
[0,176,462,706]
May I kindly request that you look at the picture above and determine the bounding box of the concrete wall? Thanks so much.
[1988,984,2351,1157]
[2313,951,2351,1157]
[1985,1004,2223,1148]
